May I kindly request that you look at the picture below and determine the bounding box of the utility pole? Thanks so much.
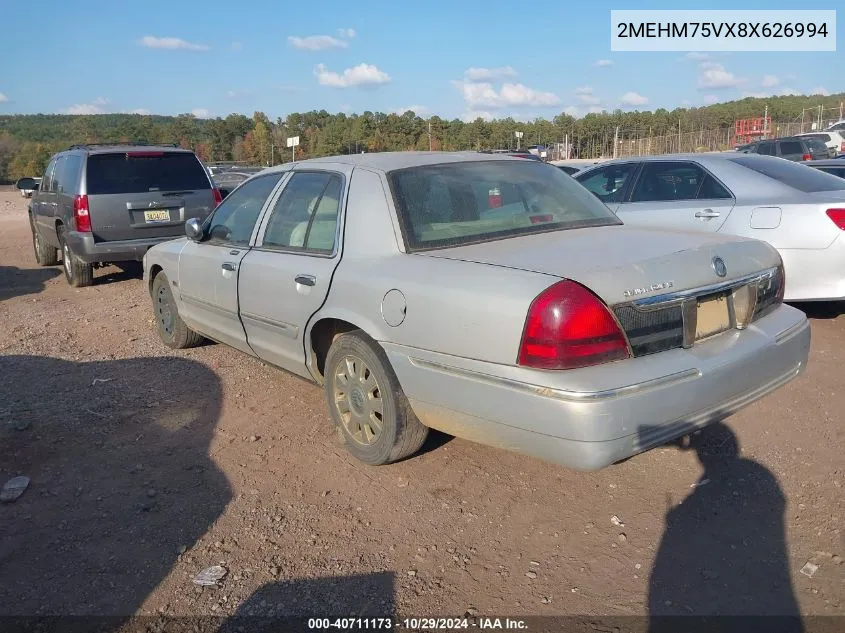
[270,142,274,166]
[428,120,432,151]
[763,105,768,137]
[613,126,619,159]
[678,118,682,152]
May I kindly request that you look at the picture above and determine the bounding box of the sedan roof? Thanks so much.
[264,151,524,173]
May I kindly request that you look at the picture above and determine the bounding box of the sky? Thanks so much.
[0,0,842,122]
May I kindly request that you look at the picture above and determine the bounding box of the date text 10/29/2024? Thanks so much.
[308,618,529,630]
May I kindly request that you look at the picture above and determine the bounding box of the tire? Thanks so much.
[58,228,94,287]
[151,272,204,349]
[30,217,59,266]
[325,331,428,465]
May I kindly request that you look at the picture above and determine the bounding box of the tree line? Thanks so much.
[1,92,842,182]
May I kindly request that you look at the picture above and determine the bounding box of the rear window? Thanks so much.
[388,160,621,250]
[806,139,829,154]
[86,152,211,195]
[802,134,831,143]
[728,155,845,193]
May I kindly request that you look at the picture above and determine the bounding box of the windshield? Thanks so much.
[728,155,845,193]
[388,160,621,250]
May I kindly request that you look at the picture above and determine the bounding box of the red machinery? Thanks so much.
[732,117,772,147]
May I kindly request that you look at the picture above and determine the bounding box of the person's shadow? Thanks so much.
[646,421,803,633]
[0,354,230,620]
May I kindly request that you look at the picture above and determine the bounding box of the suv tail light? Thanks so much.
[802,153,812,161]
[827,208,845,230]
[73,194,91,232]
[212,187,223,207]
[518,280,630,370]
[840,141,845,153]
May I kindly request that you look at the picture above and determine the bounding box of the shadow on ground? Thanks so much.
[0,355,230,617]
[790,301,845,320]
[644,422,802,633]
[0,265,61,300]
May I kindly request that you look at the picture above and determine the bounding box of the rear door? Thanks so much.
[776,139,805,161]
[53,153,83,245]
[238,169,346,375]
[177,172,285,353]
[84,150,216,242]
[615,161,735,232]
[33,158,58,240]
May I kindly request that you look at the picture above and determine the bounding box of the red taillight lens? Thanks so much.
[802,153,812,161]
[488,188,501,208]
[775,265,786,304]
[840,141,845,153]
[212,188,223,207]
[518,280,630,370]
[73,194,91,232]
[826,209,845,230]
[529,214,554,224]
[126,151,164,157]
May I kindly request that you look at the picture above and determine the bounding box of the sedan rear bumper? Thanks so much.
[780,235,845,301]
[384,304,810,470]
[65,231,182,264]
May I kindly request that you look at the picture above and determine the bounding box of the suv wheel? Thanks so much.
[30,218,59,266]
[58,228,94,287]
[325,331,428,465]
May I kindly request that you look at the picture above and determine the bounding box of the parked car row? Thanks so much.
[737,135,832,161]
[17,148,813,471]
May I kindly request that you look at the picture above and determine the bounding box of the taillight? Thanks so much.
[529,214,554,224]
[212,188,223,207]
[775,264,786,304]
[826,208,845,230]
[802,153,812,161]
[840,141,845,153]
[488,188,502,208]
[518,280,630,370]
[73,195,91,232]
[126,151,164,157]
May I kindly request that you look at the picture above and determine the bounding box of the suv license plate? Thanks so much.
[695,295,731,340]
[144,210,170,223]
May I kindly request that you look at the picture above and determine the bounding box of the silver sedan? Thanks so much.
[574,153,845,302]
[143,152,809,470]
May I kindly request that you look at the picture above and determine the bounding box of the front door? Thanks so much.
[238,169,346,376]
[178,172,285,353]
[615,161,735,233]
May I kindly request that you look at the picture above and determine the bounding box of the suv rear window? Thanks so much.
[86,151,211,195]
[389,160,621,250]
[802,134,831,143]
[728,155,845,192]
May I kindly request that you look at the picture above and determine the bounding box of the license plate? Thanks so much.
[695,295,731,340]
[144,210,170,223]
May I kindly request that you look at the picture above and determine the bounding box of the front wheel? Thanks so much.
[325,332,428,465]
[58,229,93,287]
[151,272,204,349]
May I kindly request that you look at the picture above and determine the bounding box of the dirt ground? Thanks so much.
[1,187,843,623]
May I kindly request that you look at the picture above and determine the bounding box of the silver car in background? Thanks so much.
[575,153,845,302]
[143,152,809,470]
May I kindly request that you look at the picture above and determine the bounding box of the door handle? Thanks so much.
[221,262,236,271]
[695,209,721,219]
[295,274,316,287]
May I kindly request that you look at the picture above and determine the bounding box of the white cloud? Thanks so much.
[138,36,209,51]
[620,91,649,106]
[684,52,711,61]
[0,92,8,103]
[460,109,496,122]
[225,90,240,99]
[574,86,600,105]
[128,108,151,115]
[338,28,356,38]
[463,66,518,82]
[314,63,391,88]
[453,80,560,109]
[65,97,109,115]
[231,41,243,51]
[811,86,831,96]
[741,91,770,99]
[761,74,780,88]
[339,104,352,113]
[593,59,614,67]
[393,105,430,116]
[777,87,801,96]
[587,105,605,114]
[697,62,746,89]
[563,106,580,117]
[288,35,347,51]
[191,108,212,119]
[703,94,719,105]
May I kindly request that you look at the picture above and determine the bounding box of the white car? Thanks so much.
[575,153,845,302]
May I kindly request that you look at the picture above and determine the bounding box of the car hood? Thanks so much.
[419,225,780,305]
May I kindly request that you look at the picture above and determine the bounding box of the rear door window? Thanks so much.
[262,172,342,253]
[778,141,803,156]
[756,142,775,156]
[630,162,706,202]
[42,158,58,192]
[55,154,82,194]
[86,151,211,195]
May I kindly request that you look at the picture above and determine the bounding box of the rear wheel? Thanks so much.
[58,228,93,287]
[325,331,428,465]
[30,218,59,266]
[152,272,203,349]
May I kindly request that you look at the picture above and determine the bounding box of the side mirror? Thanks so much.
[185,217,204,241]
[16,177,37,191]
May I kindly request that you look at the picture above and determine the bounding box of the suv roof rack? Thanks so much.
[65,142,181,150]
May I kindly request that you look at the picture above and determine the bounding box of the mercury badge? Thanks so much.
[623,281,674,298]
[712,256,727,278]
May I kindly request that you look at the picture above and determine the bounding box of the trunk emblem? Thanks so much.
[712,256,727,278]
[623,281,674,298]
